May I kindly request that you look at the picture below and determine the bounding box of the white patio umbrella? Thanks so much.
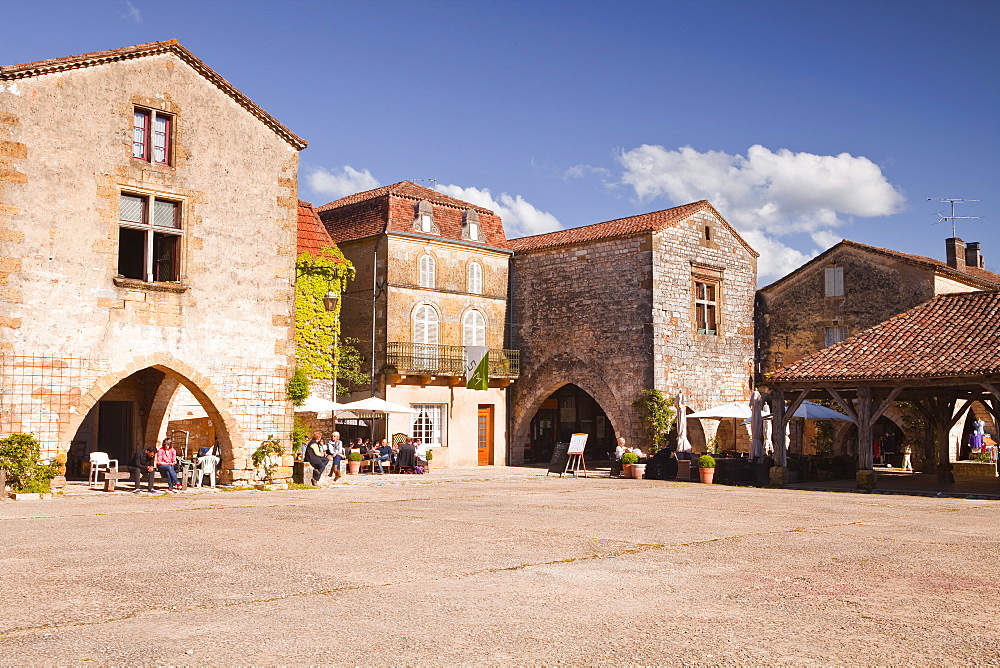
[687,401,754,452]
[294,396,354,414]
[336,397,415,414]
[741,400,851,423]
[676,391,691,452]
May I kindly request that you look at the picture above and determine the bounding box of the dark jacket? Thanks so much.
[131,449,155,471]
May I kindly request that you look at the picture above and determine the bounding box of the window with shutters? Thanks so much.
[118,192,182,283]
[419,255,436,288]
[463,310,486,346]
[824,266,844,297]
[413,304,439,371]
[132,108,172,165]
[467,261,483,294]
[824,326,848,347]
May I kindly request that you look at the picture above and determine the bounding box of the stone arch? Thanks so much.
[833,408,906,458]
[62,353,245,471]
[510,353,635,462]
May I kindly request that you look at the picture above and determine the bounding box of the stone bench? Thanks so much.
[953,461,998,477]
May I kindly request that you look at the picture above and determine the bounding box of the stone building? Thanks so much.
[317,181,518,467]
[756,238,1000,463]
[0,41,305,482]
[509,200,758,462]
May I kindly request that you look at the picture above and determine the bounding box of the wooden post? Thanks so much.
[856,386,873,470]
[771,388,787,467]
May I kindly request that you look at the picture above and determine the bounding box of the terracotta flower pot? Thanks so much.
[347,460,361,475]
[631,464,646,480]
[699,467,715,484]
[622,463,632,478]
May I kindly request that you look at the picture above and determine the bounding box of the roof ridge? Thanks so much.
[316,180,496,215]
[1,40,306,150]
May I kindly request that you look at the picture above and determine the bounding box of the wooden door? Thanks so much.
[477,405,493,466]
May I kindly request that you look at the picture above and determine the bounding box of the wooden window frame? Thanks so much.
[824,266,844,297]
[118,191,183,284]
[132,107,172,165]
[694,280,719,335]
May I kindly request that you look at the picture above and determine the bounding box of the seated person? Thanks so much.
[130,446,157,493]
[413,438,428,466]
[396,438,416,470]
[305,435,331,486]
[374,438,393,473]
[155,438,180,492]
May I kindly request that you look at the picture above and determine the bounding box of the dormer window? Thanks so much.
[413,200,438,234]
[463,208,481,242]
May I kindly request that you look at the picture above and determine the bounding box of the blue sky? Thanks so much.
[2,0,997,281]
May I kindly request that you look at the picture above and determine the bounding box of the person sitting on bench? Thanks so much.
[155,438,180,493]
[131,446,157,493]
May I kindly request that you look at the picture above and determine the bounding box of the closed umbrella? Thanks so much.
[749,390,766,458]
[676,391,691,453]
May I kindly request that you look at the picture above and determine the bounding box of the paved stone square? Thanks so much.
[1,467,997,665]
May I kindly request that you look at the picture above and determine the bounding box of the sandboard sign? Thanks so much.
[547,433,588,477]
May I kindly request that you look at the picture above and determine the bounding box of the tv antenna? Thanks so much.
[412,178,438,188]
[927,197,980,237]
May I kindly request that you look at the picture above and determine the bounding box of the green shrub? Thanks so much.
[621,452,639,465]
[347,452,363,462]
[969,452,993,463]
[0,433,58,494]
[698,454,717,469]
[287,366,310,406]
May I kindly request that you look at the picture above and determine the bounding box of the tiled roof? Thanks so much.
[316,181,494,215]
[759,239,1000,292]
[297,201,334,255]
[0,40,306,150]
[509,200,757,256]
[317,181,510,250]
[767,289,1000,382]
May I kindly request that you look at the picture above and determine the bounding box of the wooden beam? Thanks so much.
[869,386,904,428]
[946,398,975,430]
[824,387,858,423]
[856,386,874,470]
[786,388,812,420]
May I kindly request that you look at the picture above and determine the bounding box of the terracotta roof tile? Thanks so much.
[0,40,306,150]
[297,201,334,255]
[760,239,1000,292]
[317,181,509,250]
[768,289,1000,382]
[509,200,757,257]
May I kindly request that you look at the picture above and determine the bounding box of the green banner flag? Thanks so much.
[465,346,489,390]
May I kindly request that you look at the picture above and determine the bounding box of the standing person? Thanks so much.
[901,444,913,472]
[326,431,345,481]
[375,438,393,474]
[155,438,180,493]
[305,432,330,486]
[130,446,157,493]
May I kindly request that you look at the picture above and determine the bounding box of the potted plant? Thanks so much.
[698,454,716,484]
[425,448,433,471]
[621,451,639,478]
[252,435,284,483]
[347,451,363,475]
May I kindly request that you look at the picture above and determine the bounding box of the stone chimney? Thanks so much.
[965,241,984,269]
[945,237,966,270]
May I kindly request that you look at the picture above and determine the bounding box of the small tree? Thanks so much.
[287,366,310,407]
[0,433,58,494]
[633,389,676,452]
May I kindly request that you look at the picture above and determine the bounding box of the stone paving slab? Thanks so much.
[1,467,998,665]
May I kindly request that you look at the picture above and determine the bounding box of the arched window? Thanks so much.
[419,254,435,288]
[413,304,439,371]
[463,309,486,346]
[467,262,483,294]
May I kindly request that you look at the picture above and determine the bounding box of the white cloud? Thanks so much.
[739,230,818,283]
[435,184,563,238]
[811,229,843,250]
[618,143,904,281]
[123,0,142,23]
[306,165,380,199]
[564,164,611,180]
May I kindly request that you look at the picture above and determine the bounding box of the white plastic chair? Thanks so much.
[195,455,219,488]
[88,452,118,489]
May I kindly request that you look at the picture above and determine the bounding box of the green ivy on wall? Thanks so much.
[295,246,369,395]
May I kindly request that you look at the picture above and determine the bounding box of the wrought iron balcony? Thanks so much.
[385,342,520,378]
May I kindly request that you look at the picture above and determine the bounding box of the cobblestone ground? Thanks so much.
[1,467,998,665]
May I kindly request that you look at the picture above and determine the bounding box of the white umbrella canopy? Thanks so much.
[294,397,354,414]
[790,400,852,421]
[687,402,753,420]
[337,397,415,414]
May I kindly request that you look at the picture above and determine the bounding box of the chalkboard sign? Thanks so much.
[546,441,571,476]
[568,433,588,455]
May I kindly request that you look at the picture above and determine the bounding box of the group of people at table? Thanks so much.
[302,431,428,485]
[129,437,220,493]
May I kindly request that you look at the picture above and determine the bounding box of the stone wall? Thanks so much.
[510,208,757,459]
[0,51,299,480]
